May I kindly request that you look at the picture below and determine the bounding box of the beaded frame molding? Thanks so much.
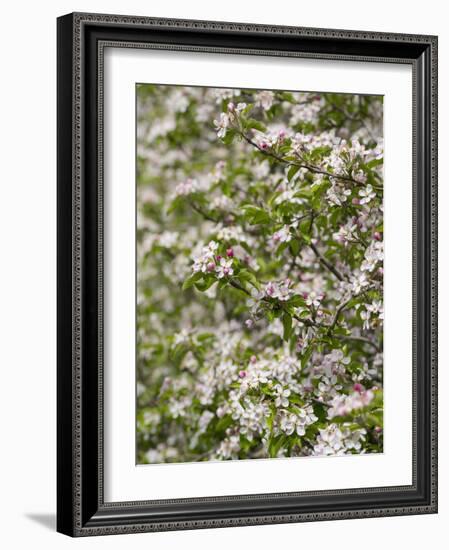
[57,12,438,537]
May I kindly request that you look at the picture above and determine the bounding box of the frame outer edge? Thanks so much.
[57,13,76,537]
[58,12,438,536]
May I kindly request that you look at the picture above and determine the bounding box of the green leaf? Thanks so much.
[222,128,237,145]
[266,408,276,432]
[194,277,216,292]
[215,415,233,432]
[282,313,293,341]
[287,294,307,307]
[366,158,383,169]
[301,345,314,369]
[244,118,267,133]
[217,279,229,290]
[240,205,271,225]
[238,269,260,289]
[167,196,184,214]
[196,332,215,342]
[287,164,300,182]
[182,272,203,290]
[289,238,301,256]
[276,241,290,256]
[170,343,189,367]
[278,91,295,103]
[268,435,287,458]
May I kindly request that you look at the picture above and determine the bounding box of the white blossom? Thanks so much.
[213,112,230,138]
[359,184,376,205]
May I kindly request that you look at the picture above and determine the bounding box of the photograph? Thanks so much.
[136,84,385,464]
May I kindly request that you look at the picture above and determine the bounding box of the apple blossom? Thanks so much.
[136,84,384,464]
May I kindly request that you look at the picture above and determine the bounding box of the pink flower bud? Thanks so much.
[259,141,269,150]
[250,355,257,364]
[215,255,222,262]
[227,102,235,112]
[353,383,363,393]
[352,198,360,205]
[206,262,216,272]
[374,426,382,433]
[302,292,308,299]
[238,370,247,378]
[373,231,382,241]
[226,248,234,258]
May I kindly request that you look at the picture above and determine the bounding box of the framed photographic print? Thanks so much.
[57,12,438,536]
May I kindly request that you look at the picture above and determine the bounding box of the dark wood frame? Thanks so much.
[57,12,438,537]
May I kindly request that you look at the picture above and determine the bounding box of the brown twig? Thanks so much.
[328,297,353,333]
[309,241,344,282]
[188,201,219,224]
[238,130,366,186]
[335,334,381,353]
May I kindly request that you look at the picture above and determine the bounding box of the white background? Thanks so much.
[0,1,445,548]
[105,49,412,501]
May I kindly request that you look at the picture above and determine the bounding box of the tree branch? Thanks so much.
[328,296,353,333]
[309,241,344,282]
[229,280,251,296]
[237,130,366,186]
[188,200,219,224]
[334,334,381,353]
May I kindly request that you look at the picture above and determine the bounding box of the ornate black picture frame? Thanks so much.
[57,12,438,537]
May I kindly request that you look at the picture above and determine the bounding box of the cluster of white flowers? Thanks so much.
[236,399,271,441]
[213,88,241,103]
[210,194,234,212]
[305,291,324,308]
[313,423,367,456]
[359,184,376,205]
[270,225,292,246]
[255,90,275,110]
[263,279,294,301]
[291,130,338,156]
[191,240,219,273]
[289,99,322,125]
[274,384,291,407]
[326,180,352,207]
[349,271,371,295]
[361,240,384,273]
[279,406,318,437]
[327,388,375,419]
[360,300,384,330]
[168,395,193,419]
[215,224,256,246]
[174,177,211,197]
[333,221,358,246]
[216,257,234,278]
[216,434,240,459]
[213,101,247,138]
[255,127,289,151]
[136,85,384,464]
